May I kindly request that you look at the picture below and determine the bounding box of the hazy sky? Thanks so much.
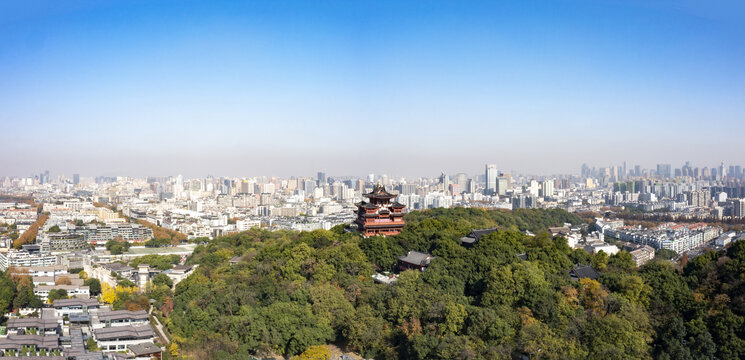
[1,0,744,178]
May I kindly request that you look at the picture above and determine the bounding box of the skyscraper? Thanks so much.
[72,174,80,185]
[485,164,497,195]
[656,164,671,178]
[317,172,326,185]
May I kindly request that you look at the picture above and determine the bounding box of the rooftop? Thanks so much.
[6,318,58,330]
[93,325,154,341]
[53,298,99,308]
[128,342,162,356]
[398,251,434,266]
[97,309,149,322]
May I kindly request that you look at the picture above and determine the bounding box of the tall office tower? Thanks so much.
[656,164,672,179]
[733,199,745,218]
[540,180,555,198]
[304,179,316,195]
[439,173,450,188]
[399,184,418,195]
[485,164,497,195]
[73,174,80,185]
[702,167,710,180]
[467,179,476,194]
[634,165,641,177]
[622,161,627,180]
[367,173,375,183]
[497,176,508,196]
[317,172,326,185]
[720,162,727,180]
[455,173,469,192]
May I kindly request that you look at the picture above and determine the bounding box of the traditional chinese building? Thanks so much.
[354,184,406,236]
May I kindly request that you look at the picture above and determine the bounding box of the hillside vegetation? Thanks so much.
[164,208,745,360]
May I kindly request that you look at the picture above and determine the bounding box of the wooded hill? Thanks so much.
[163,207,745,360]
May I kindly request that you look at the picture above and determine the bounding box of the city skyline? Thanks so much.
[2,1,745,176]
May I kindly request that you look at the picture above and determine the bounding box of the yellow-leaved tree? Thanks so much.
[101,283,118,304]
[291,345,330,360]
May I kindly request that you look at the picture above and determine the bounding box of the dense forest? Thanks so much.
[162,208,745,359]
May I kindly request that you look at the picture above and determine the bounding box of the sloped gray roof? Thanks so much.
[398,251,433,266]
[93,325,154,341]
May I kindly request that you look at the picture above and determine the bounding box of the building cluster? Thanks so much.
[596,218,723,254]
[0,297,161,358]
[0,257,168,358]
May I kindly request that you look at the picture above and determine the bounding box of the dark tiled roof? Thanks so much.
[53,298,99,308]
[570,265,599,280]
[102,262,134,272]
[97,309,149,322]
[470,227,498,240]
[0,334,60,350]
[93,325,154,341]
[398,251,434,266]
[7,318,58,330]
[364,185,397,199]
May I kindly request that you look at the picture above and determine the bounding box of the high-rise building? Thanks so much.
[497,176,508,196]
[485,164,497,195]
[317,172,326,185]
[540,180,554,198]
[733,199,745,218]
[72,174,80,185]
[656,164,671,179]
[455,173,469,192]
[720,162,727,180]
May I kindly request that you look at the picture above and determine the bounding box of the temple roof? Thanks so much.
[364,184,398,199]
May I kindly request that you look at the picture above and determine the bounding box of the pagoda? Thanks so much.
[354,184,406,236]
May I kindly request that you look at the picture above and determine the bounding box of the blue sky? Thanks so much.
[1,0,744,178]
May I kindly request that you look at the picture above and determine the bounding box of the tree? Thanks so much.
[14,213,48,249]
[47,289,68,303]
[118,279,136,288]
[608,251,636,271]
[84,278,102,296]
[101,283,118,304]
[291,345,331,360]
[153,273,173,288]
[48,225,61,233]
[105,239,130,255]
[86,337,99,351]
[592,250,609,271]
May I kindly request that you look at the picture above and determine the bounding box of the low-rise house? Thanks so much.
[94,309,149,329]
[164,264,196,286]
[630,245,656,266]
[10,265,67,278]
[93,325,155,352]
[569,265,599,281]
[128,342,162,360]
[102,262,134,279]
[397,251,435,272]
[34,284,89,302]
[459,227,497,247]
[5,318,58,336]
[548,226,571,237]
[53,298,99,317]
[587,243,619,256]
[0,334,61,356]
